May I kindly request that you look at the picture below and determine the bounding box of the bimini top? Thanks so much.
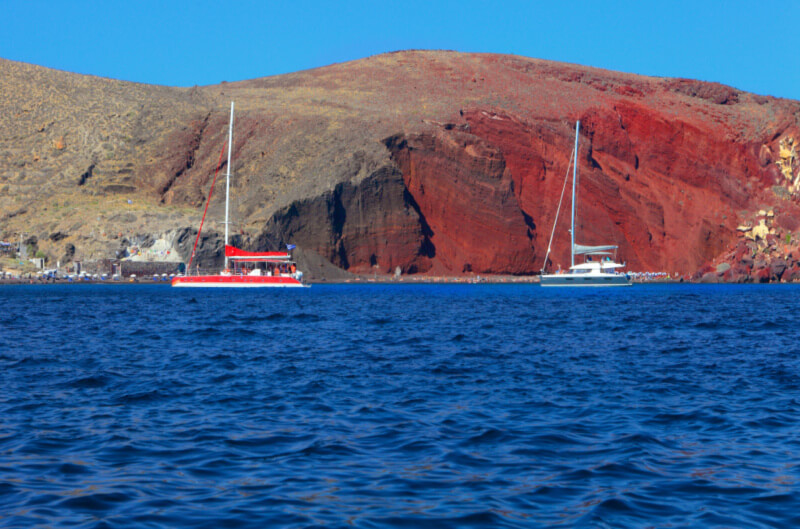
[573,244,618,255]
[570,261,625,271]
[225,245,291,262]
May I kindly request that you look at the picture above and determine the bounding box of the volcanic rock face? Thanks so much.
[255,167,432,274]
[385,128,536,274]
[1,51,799,279]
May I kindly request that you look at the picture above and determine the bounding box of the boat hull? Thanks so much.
[540,273,632,287]
[171,275,306,288]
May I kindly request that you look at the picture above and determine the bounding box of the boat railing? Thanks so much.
[184,266,302,281]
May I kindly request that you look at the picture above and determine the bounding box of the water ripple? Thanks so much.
[1,283,799,527]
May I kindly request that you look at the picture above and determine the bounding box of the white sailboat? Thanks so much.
[540,121,631,287]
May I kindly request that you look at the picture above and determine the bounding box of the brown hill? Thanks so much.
[2,51,799,280]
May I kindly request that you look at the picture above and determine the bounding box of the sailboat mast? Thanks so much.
[571,120,580,268]
[224,101,234,270]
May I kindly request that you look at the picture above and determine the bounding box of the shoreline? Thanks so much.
[0,276,686,286]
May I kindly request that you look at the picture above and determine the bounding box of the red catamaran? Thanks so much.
[171,102,307,288]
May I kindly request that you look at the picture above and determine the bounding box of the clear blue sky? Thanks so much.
[1,1,798,100]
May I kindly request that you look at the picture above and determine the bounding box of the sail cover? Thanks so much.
[573,244,618,255]
[225,245,291,261]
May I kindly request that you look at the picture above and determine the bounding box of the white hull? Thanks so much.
[540,273,631,287]
[171,274,307,288]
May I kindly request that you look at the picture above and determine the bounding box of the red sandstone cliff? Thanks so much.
[1,51,799,279]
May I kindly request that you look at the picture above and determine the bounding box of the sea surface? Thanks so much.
[1,283,799,528]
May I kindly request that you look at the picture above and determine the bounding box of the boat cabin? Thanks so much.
[223,245,303,280]
[568,249,624,274]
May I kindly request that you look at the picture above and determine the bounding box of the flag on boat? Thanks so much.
[286,244,296,251]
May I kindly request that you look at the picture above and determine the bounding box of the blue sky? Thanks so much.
[1,1,798,100]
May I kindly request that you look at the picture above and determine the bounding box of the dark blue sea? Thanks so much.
[1,283,799,528]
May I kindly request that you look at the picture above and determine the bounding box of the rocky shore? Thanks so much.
[0,272,686,286]
[696,206,800,283]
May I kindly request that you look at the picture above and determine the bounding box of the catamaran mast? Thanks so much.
[570,120,580,268]
[224,102,234,270]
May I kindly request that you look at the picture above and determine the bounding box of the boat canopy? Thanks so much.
[573,244,618,255]
[570,261,625,271]
[225,245,291,262]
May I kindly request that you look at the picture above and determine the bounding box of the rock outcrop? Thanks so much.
[1,51,800,279]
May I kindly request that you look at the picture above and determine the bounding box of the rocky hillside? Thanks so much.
[1,51,799,280]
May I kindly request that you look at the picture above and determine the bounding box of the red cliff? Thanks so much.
[1,51,799,279]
